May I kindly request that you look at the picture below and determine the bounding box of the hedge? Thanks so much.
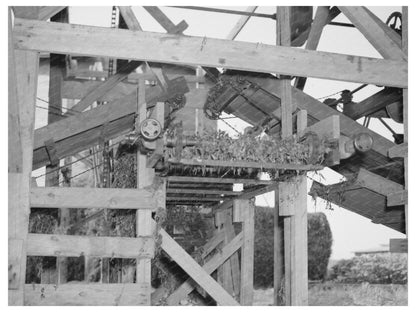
[254,207,333,288]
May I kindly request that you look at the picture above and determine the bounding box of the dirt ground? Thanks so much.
[253,282,408,306]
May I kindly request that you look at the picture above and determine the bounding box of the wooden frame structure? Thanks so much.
[9,6,408,306]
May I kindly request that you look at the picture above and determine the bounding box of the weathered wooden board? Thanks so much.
[387,190,407,206]
[13,18,407,87]
[166,232,243,305]
[13,6,66,20]
[144,6,188,34]
[27,234,154,258]
[356,168,403,196]
[25,283,150,305]
[226,6,257,40]
[30,187,156,209]
[158,223,239,306]
[388,142,407,158]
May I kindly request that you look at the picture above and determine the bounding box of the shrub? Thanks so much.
[254,207,333,288]
[329,253,407,284]
[308,212,333,280]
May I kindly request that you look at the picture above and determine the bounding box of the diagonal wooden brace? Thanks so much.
[166,231,243,305]
[44,138,59,166]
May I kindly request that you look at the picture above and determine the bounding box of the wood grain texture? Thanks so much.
[24,283,150,306]
[118,6,143,30]
[158,222,239,306]
[30,187,156,209]
[236,199,254,305]
[166,232,242,305]
[387,190,407,206]
[13,18,408,87]
[27,234,154,258]
[356,168,403,196]
[8,10,39,303]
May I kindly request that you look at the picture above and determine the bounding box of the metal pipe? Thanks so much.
[328,21,355,28]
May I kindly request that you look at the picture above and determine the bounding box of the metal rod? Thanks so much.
[169,6,275,19]
[328,21,355,28]
[378,118,397,135]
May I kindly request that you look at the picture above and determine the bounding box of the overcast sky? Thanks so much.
[30,5,406,259]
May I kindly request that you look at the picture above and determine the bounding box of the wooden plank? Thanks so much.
[295,6,330,90]
[167,176,273,185]
[166,232,243,305]
[389,238,407,253]
[168,159,324,171]
[33,113,135,170]
[13,18,408,88]
[304,115,340,139]
[13,6,66,20]
[339,7,406,61]
[30,187,156,209]
[290,176,308,305]
[143,6,188,34]
[24,283,150,306]
[167,189,241,196]
[158,223,240,305]
[273,187,284,305]
[67,60,142,115]
[388,142,407,158]
[33,92,137,151]
[226,6,257,40]
[118,6,143,30]
[234,199,254,305]
[387,190,407,206]
[8,7,39,303]
[27,234,154,258]
[356,168,403,196]
[343,88,402,120]
[166,196,222,202]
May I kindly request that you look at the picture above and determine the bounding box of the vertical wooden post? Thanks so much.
[8,8,39,305]
[275,6,294,306]
[233,199,254,305]
[273,186,284,305]
[402,6,408,236]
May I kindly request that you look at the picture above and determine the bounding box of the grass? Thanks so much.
[253,282,408,306]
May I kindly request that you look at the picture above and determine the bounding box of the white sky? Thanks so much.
[7,4,408,260]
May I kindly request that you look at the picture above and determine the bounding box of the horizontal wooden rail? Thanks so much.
[167,176,274,185]
[167,188,241,196]
[168,159,324,171]
[27,234,154,258]
[25,283,149,305]
[13,18,407,87]
[30,187,156,209]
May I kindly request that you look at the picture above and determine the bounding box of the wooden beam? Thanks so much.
[343,88,402,120]
[30,187,156,209]
[13,18,408,88]
[118,6,143,30]
[26,234,154,258]
[167,176,274,185]
[166,232,243,305]
[303,115,340,139]
[234,199,254,305]
[143,6,188,34]
[13,6,66,20]
[402,6,408,236]
[67,60,142,114]
[388,142,407,158]
[226,6,257,40]
[157,222,240,305]
[339,7,406,61]
[387,190,407,206]
[8,6,39,303]
[167,189,241,196]
[389,238,407,253]
[356,168,403,196]
[168,158,324,171]
[295,6,330,90]
[25,283,149,306]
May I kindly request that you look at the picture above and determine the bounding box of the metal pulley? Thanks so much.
[339,133,373,159]
[140,118,162,141]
